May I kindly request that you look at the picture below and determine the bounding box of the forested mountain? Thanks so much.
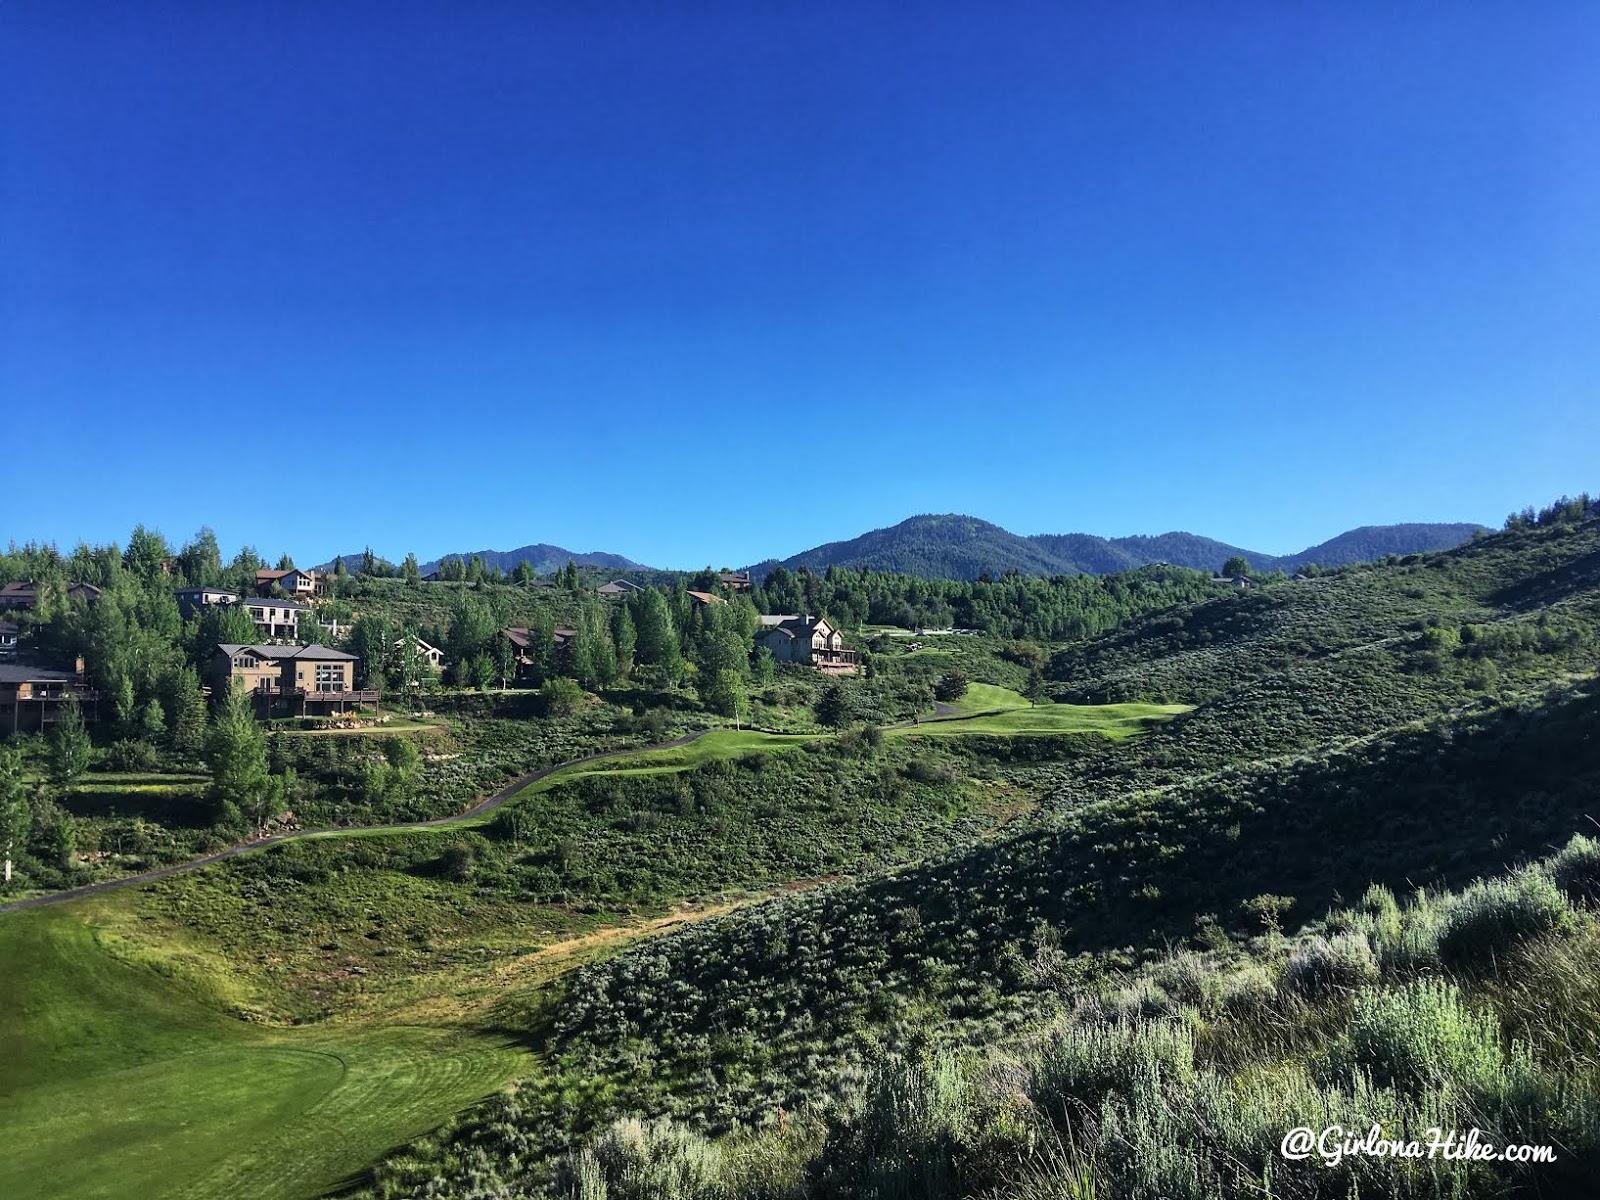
[750,513,1486,579]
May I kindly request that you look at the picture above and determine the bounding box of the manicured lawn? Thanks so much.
[899,696,1189,739]
[942,682,1030,712]
[0,905,527,1200]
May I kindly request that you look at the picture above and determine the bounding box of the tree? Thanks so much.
[933,671,969,703]
[401,553,422,587]
[205,685,270,831]
[0,748,29,884]
[48,698,92,789]
[167,666,208,760]
[1221,556,1250,579]
[493,634,516,690]
[513,560,536,586]
[612,605,637,678]
[704,669,750,728]
[347,616,391,689]
[139,698,166,742]
[814,682,856,728]
[633,590,682,684]
[1024,667,1048,705]
[112,673,138,738]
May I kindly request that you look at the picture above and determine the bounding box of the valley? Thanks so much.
[2,496,1598,1198]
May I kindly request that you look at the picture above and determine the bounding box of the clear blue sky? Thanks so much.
[4,3,1596,569]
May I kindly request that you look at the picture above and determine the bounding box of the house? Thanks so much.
[0,581,102,611]
[686,590,725,607]
[211,643,376,718]
[243,597,308,640]
[395,633,445,670]
[0,622,17,660]
[501,626,578,681]
[755,614,858,674]
[0,659,99,733]
[175,586,240,620]
[255,568,327,599]
[1210,575,1256,591]
[597,579,643,596]
[719,572,752,593]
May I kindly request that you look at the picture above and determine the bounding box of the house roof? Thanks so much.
[176,586,239,598]
[597,579,643,594]
[0,663,82,684]
[218,643,355,661]
[0,581,101,600]
[0,622,18,636]
[395,634,443,655]
[686,590,725,605]
[757,614,831,639]
[758,613,798,627]
[503,626,577,651]
[245,597,310,611]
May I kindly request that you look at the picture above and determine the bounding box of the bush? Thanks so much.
[102,739,157,773]
[1548,834,1600,905]
[1436,868,1575,969]
[933,672,969,703]
[558,1116,723,1200]
[1152,952,1221,1012]
[541,677,586,718]
[1279,933,1378,1002]
[1329,979,1508,1095]
[1029,1018,1195,1117]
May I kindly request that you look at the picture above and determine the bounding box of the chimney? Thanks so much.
[74,654,86,680]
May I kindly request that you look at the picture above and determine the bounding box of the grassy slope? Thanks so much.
[0,692,1173,1198]
[0,905,524,1200]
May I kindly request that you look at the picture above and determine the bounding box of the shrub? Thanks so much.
[1029,1018,1195,1117]
[102,739,157,773]
[933,672,969,702]
[541,677,586,717]
[1152,951,1221,1012]
[1436,868,1575,969]
[1548,834,1600,905]
[1279,933,1378,1003]
[1329,979,1507,1095]
[558,1116,723,1200]
[1219,964,1276,1017]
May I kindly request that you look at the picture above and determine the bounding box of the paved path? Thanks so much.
[0,730,711,916]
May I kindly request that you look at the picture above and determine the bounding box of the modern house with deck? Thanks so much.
[755,614,858,674]
[211,643,377,718]
[0,660,99,732]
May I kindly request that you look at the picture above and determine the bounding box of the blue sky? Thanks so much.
[3,3,1596,569]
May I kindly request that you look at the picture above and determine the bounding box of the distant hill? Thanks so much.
[747,514,1486,580]
[322,545,654,577]
[419,545,652,577]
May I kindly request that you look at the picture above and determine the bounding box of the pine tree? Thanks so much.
[48,698,92,788]
[168,666,209,760]
[612,605,637,678]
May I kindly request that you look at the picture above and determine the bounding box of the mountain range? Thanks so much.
[330,516,1486,583]
[744,514,1488,580]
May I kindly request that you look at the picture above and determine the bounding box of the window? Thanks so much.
[314,663,344,692]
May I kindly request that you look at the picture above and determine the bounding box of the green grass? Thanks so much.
[942,682,1029,711]
[905,690,1189,739]
[0,905,526,1200]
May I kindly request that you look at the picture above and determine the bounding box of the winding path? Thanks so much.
[0,730,712,916]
